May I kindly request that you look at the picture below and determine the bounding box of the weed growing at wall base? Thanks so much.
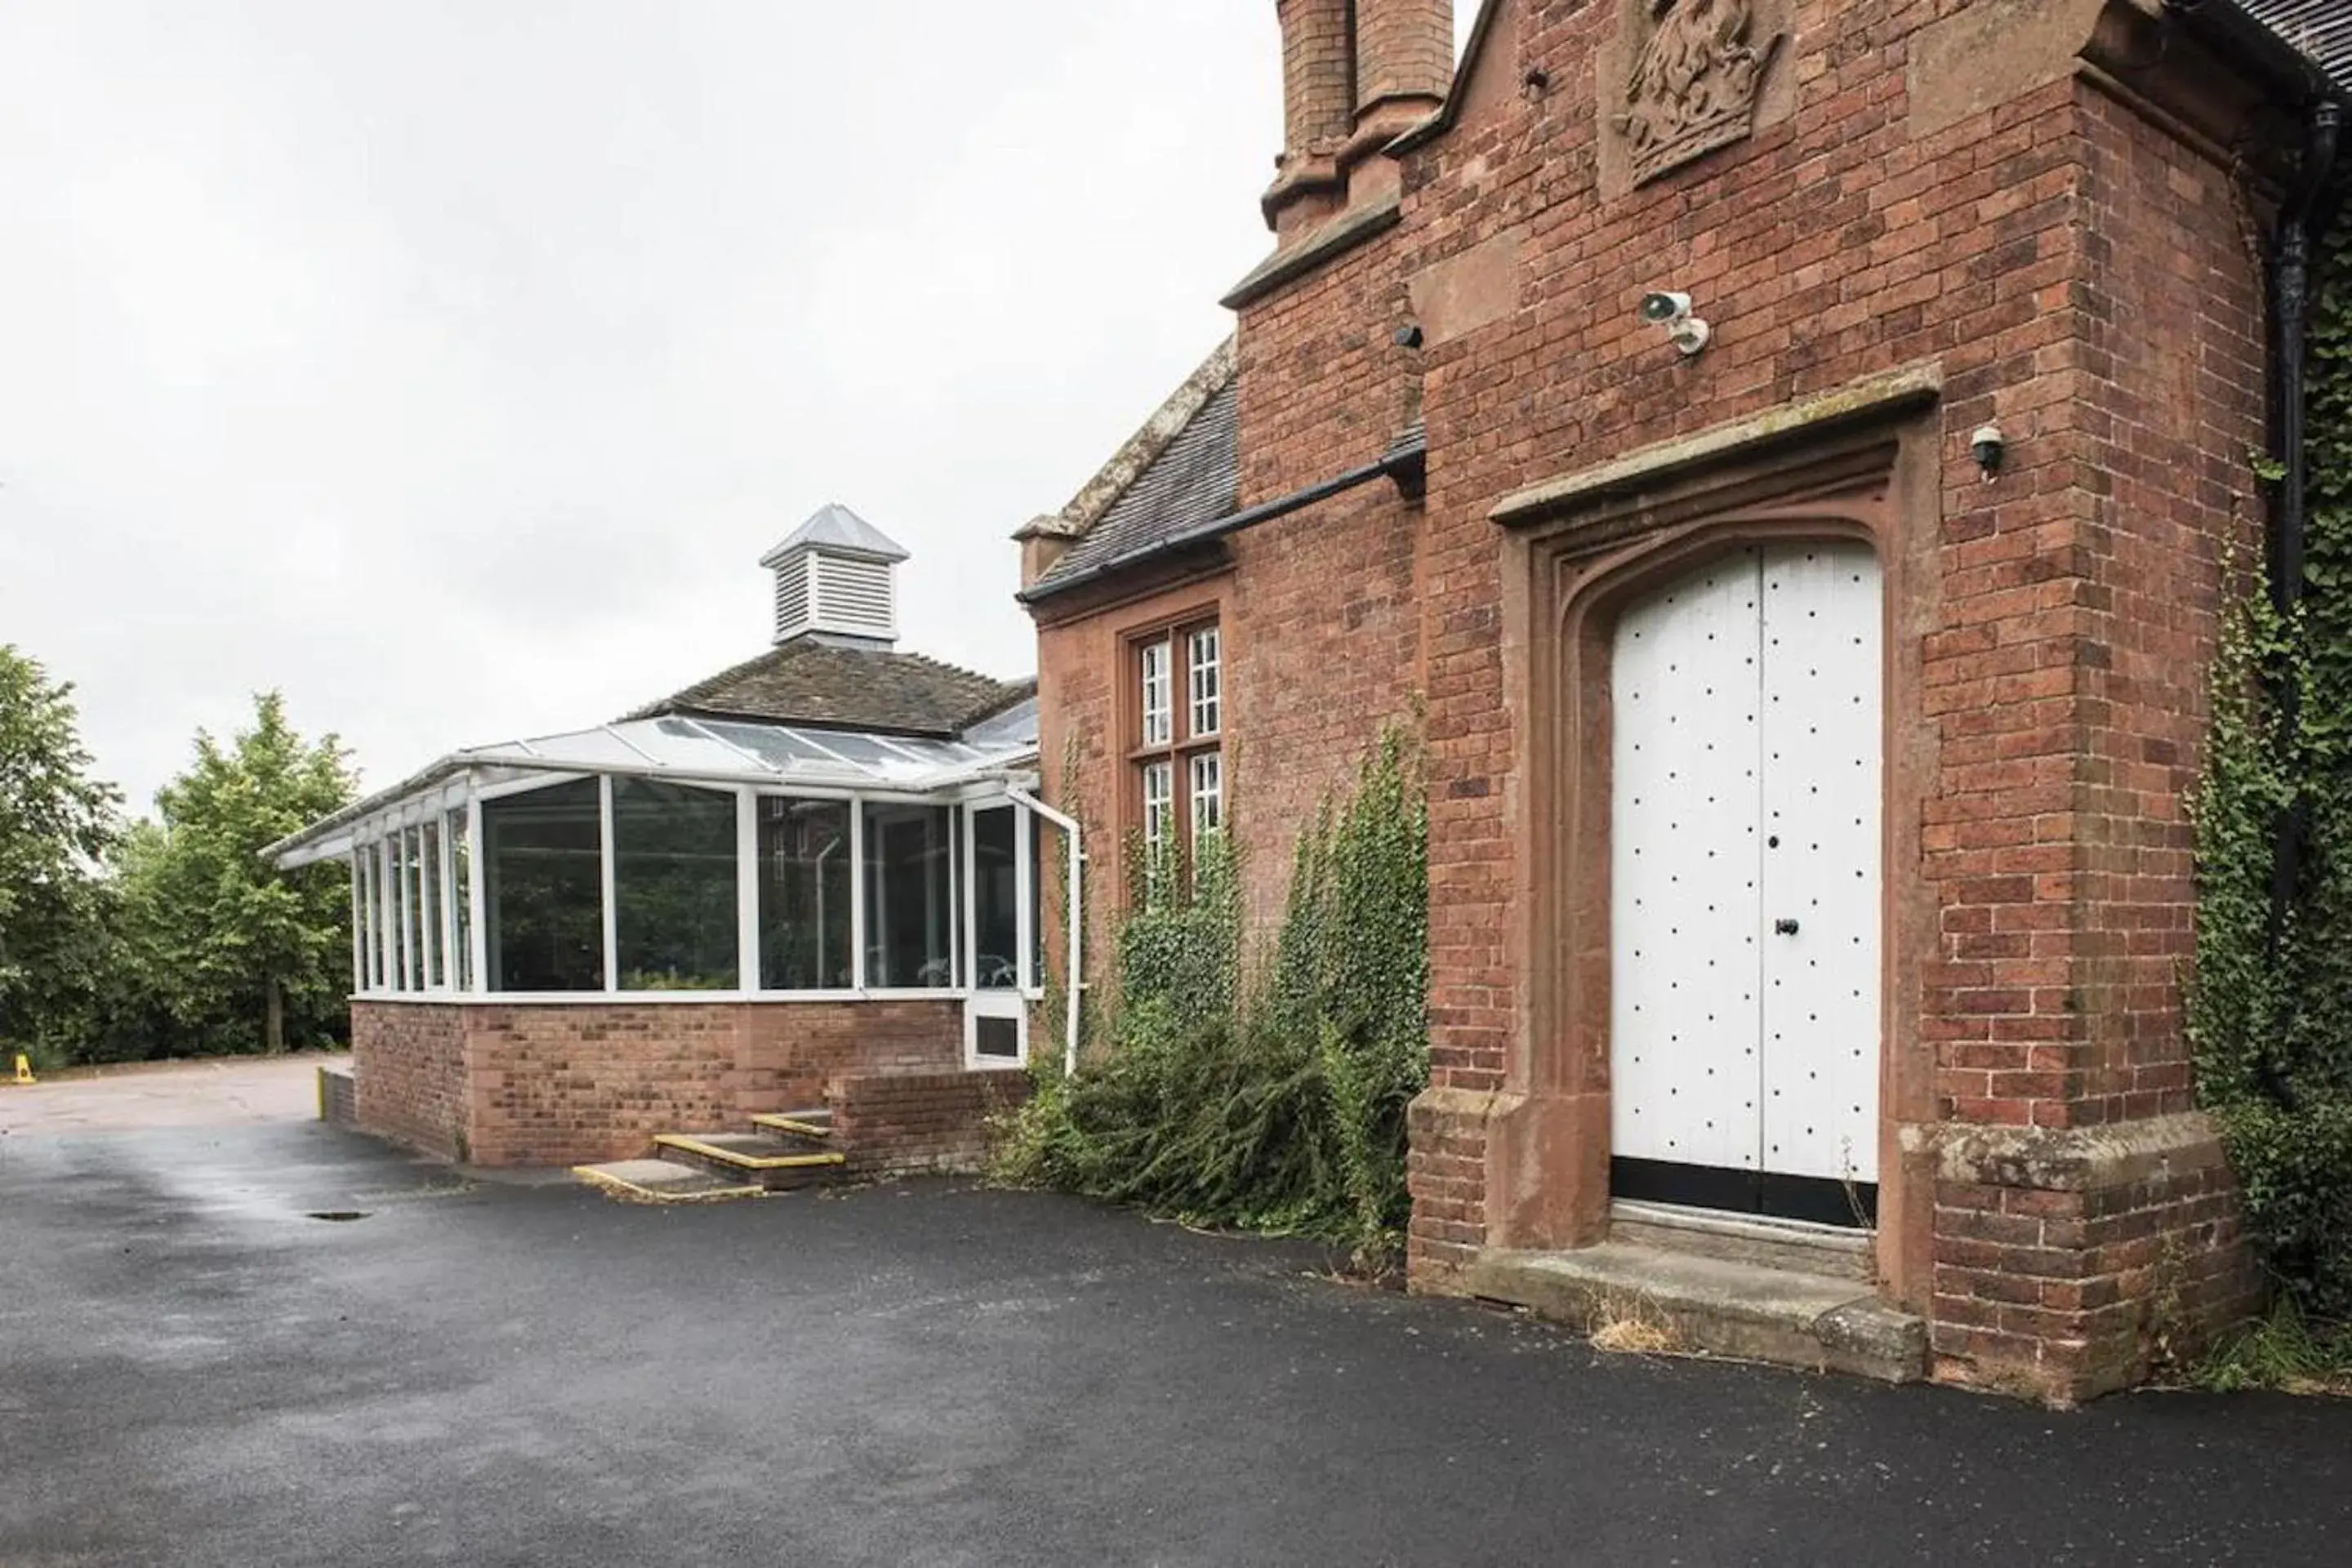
[994,729,1428,1267]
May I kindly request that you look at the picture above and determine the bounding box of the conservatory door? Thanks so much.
[964,803,1027,1067]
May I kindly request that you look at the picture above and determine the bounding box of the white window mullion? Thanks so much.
[370,840,385,989]
[961,805,978,998]
[737,786,760,993]
[466,795,488,995]
[350,852,365,992]
[599,774,619,994]
[1014,806,1035,993]
[438,819,457,992]
[390,831,403,991]
[849,797,866,991]
[402,827,421,987]
[419,826,439,991]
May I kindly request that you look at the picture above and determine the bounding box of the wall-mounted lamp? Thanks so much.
[1971,424,2005,481]
[1394,323,1424,350]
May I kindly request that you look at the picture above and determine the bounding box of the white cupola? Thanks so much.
[758,503,910,647]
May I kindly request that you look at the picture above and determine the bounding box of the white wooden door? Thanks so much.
[1609,542,1882,1220]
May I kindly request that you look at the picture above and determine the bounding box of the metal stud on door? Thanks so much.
[1609,541,1883,1227]
[1758,542,1882,1217]
[1610,551,1765,1189]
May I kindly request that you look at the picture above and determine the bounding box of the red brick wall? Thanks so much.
[347,999,962,1169]
[2060,90,2267,1127]
[831,1069,1034,1177]
[1035,0,2275,1392]
[1932,1138,2261,1398]
[464,1003,745,1168]
[1227,234,1427,933]
[351,1003,469,1161]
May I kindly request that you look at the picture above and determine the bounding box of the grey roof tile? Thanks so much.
[625,640,1029,737]
[1029,378,1240,595]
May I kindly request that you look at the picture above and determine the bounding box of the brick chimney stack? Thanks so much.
[1263,0,1452,242]
[1354,0,1453,138]
[1264,0,1353,238]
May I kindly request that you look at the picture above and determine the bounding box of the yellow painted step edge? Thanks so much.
[749,1114,835,1139]
[571,1165,762,1205]
[654,1134,849,1171]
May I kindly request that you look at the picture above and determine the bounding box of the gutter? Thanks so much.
[1018,425,1428,605]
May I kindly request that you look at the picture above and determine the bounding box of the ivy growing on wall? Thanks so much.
[2190,220,2352,1324]
[995,728,1429,1266]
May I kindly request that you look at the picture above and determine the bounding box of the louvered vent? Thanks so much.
[772,551,813,644]
[812,553,896,641]
[759,504,907,646]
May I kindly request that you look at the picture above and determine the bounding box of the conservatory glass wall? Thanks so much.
[343,774,1045,1010]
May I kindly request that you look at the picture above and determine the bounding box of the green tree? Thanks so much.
[0,646,120,1058]
[119,693,359,1055]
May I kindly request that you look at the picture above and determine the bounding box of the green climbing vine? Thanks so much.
[2190,218,2352,1329]
[994,727,1429,1267]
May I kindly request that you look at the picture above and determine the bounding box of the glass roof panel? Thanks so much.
[495,727,651,769]
[786,731,906,767]
[887,738,981,767]
[701,721,871,774]
[643,718,784,773]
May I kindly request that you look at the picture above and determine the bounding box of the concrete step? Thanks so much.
[653,1132,848,1192]
[1610,1200,1874,1283]
[572,1159,762,1205]
[749,1109,835,1144]
[1468,1243,1927,1384]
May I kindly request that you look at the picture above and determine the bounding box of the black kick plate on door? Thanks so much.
[1611,1157,1878,1229]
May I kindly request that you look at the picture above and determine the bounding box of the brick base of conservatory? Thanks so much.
[348,998,966,1169]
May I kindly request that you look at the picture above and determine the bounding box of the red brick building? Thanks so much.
[1021,0,2349,1399]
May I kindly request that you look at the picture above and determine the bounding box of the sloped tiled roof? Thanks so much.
[626,639,1031,737]
[2244,1,2352,86]
[1027,377,1241,597]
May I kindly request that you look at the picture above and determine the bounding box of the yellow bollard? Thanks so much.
[12,1053,33,1085]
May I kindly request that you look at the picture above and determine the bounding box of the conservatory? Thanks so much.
[268,702,1073,1071]
[269,505,1074,1172]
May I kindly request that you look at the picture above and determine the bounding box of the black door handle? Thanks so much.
[1774,918,1801,936]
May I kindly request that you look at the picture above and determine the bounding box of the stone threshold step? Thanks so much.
[1468,1243,1927,1384]
[654,1132,847,1172]
[1610,1199,1874,1283]
[572,1159,762,1205]
[750,1111,835,1140]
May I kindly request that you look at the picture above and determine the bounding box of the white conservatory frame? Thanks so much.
[268,712,1084,1072]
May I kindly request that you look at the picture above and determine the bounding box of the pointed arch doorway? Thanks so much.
[1607,541,1884,1227]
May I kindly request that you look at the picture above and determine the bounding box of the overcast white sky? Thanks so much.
[0,3,1481,813]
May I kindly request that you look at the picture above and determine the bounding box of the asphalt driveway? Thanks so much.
[3,1071,2350,1566]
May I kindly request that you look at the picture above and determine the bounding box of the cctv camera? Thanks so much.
[1638,291,1693,325]
[1668,317,1713,356]
[1971,424,2005,479]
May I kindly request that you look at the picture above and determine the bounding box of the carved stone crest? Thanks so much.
[1612,0,1784,186]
